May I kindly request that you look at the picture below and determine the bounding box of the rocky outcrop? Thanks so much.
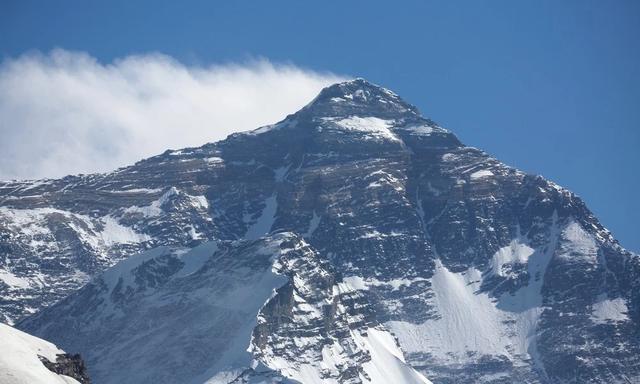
[39,353,91,384]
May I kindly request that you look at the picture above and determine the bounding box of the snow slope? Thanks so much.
[0,323,80,384]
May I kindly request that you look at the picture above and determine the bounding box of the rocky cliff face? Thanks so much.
[4,79,640,383]
[18,233,430,384]
[39,353,91,384]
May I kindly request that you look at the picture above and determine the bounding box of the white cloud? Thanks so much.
[0,49,346,180]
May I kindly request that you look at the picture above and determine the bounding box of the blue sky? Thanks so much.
[1,0,639,251]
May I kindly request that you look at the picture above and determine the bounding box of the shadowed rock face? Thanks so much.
[5,79,640,383]
[39,353,91,384]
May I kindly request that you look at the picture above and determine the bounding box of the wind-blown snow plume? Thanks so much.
[0,49,345,180]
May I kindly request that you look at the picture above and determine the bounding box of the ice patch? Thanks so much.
[99,216,151,246]
[441,153,457,162]
[273,165,290,182]
[366,170,403,191]
[123,203,162,218]
[590,295,629,324]
[341,276,369,291]
[244,194,278,240]
[122,188,177,217]
[342,275,427,291]
[246,120,296,135]
[357,230,404,240]
[106,188,163,194]
[190,195,209,210]
[470,169,494,179]
[329,116,400,142]
[187,226,203,240]
[490,240,535,277]
[401,124,447,136]
[404,125,434,135]
[425,182,441,196]
[305,211,321,237]
[0,269,31,289]
[559,221,598,262]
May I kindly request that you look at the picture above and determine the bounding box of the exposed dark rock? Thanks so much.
[39,353,91,384]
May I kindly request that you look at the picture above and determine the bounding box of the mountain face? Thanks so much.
[2,79,638,383]
[16,233,431,384]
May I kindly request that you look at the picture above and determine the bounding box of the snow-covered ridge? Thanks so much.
[311,78,417,116]
[242,119,298,136]
[252,236,432,384]
[0,323,81,384]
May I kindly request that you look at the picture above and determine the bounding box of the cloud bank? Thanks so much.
[0,50,346,180]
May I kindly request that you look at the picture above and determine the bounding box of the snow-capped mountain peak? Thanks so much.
[303,78,420,118]
[3,79,639,383]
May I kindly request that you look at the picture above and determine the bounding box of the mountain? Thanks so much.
[16,233,431,384]
[0,323,90,384]
[3,79,639,383]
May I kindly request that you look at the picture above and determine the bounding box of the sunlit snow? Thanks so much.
[470,169,494,179]
[591,295,630,324]
[328,116,400,142]
[0,323,80,384]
